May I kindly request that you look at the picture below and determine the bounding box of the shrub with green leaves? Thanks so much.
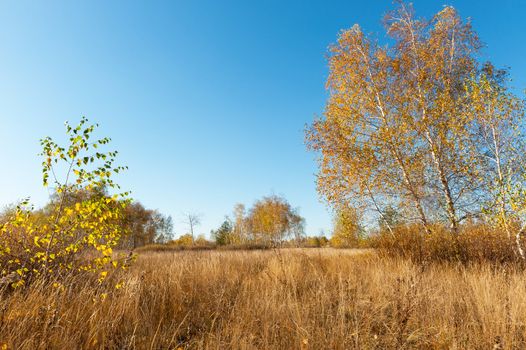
[0,117,132,288]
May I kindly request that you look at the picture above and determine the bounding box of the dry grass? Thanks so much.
[1,248,526,349]
[372,224,523,264]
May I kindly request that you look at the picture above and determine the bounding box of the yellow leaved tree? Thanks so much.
[330,205,364,248]
[246,195,304,246]
[306,2,525,237]
[0,117,131,288]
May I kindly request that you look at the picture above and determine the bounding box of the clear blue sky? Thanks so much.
[0,0,524,238]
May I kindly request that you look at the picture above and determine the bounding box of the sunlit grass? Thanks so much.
[1,248,525,349]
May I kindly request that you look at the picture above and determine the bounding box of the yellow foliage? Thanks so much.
[171,234,194,247]
[305,2,524,236]
[0,118,132,288]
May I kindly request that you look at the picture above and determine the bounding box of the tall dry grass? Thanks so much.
[371,224,523,264]
[1,249,526,349]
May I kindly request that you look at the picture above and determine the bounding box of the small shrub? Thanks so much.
[0,118,132,289]
[169,234,194,247]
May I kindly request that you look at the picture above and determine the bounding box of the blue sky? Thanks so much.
[0,0,524,237]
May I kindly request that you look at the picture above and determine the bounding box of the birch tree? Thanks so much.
[307,2,525,235]
[467,65,526,256]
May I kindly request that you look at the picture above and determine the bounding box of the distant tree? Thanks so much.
[182,212,202,243]
[211,218,234,246]
[246,195,304,245]
[290,212,306,246]
[232,203,247,242]
[153,213,174,244]
[330,206,364,248]
[120,203,152,248]
[115,202,173,249]
[378,205,402,233]
[304,235,329,248]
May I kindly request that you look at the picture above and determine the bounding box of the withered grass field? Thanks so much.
[2,248,526,349]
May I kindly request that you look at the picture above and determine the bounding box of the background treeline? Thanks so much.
[0,187,366,254]
[142,197,369,251]
[148,195,307,250]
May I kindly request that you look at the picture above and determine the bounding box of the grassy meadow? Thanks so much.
[1,248,525,349]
